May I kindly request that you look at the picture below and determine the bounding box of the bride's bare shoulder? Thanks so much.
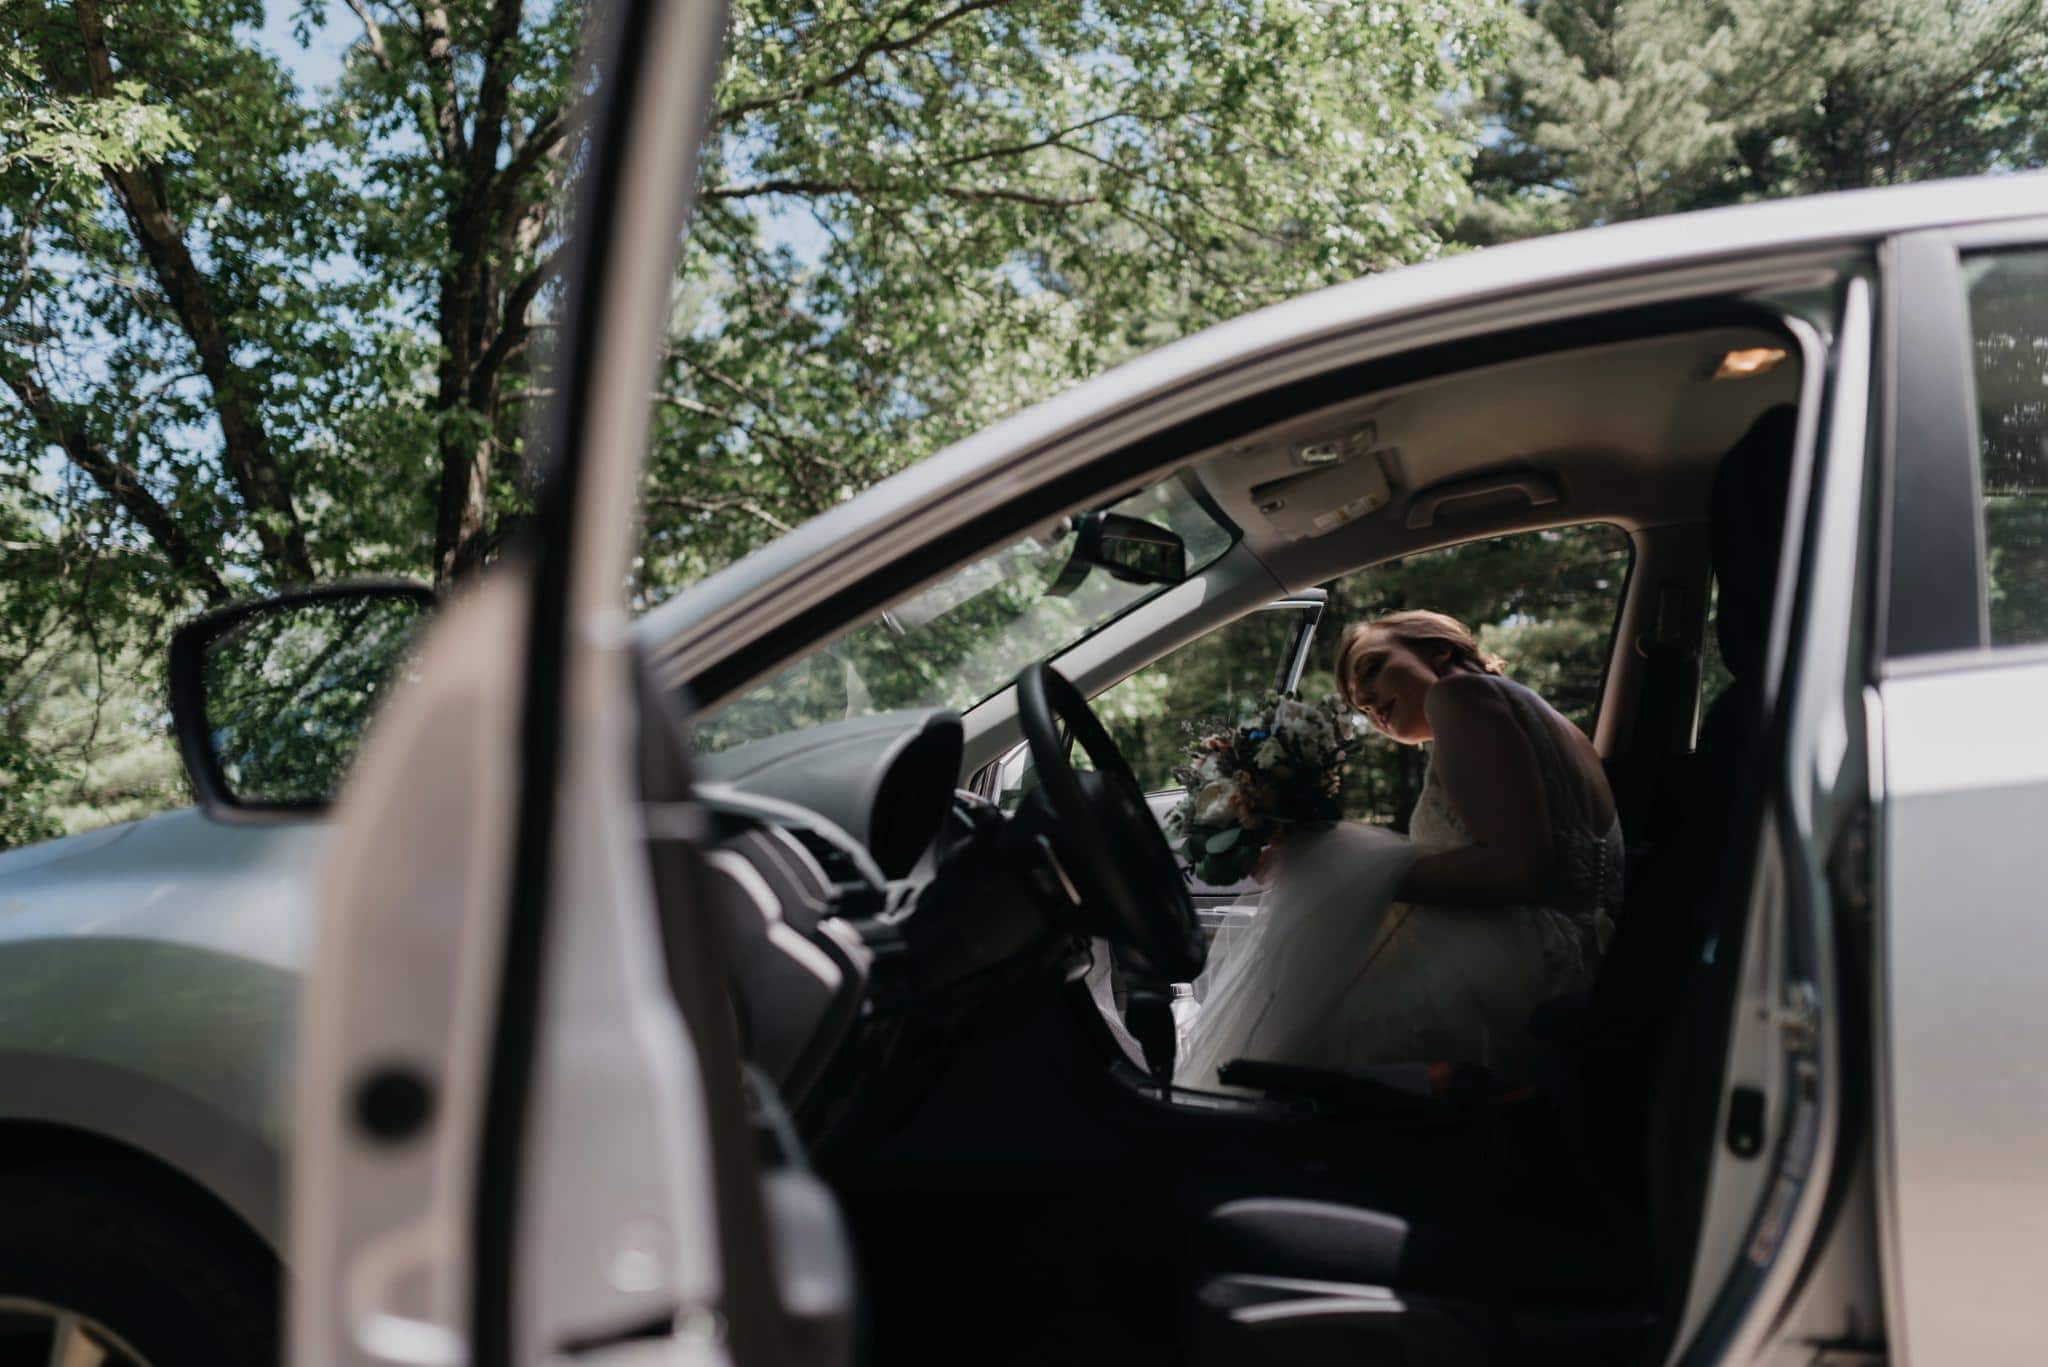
[1422,670,1518,727]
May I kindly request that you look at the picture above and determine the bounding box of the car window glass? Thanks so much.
[1963,249,2048,648]
[689,476,1234,753]
[1082,606,1316,793]
[1298,523,1632,828]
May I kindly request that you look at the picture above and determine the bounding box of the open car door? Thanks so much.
[288,1,854,1363]
[1868,225,2048,1363]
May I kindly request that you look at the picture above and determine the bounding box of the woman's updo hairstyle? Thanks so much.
[1335,609,1503,713]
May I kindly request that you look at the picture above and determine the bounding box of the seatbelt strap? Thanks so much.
[1616,581,1699,840]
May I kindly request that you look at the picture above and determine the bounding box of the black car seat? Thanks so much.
[1570,403,1796,1192]
[1184,405,1799,1365]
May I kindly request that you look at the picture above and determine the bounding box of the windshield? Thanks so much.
[690,476,1234,753]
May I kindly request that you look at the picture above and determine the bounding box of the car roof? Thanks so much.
[636,173,2048,677]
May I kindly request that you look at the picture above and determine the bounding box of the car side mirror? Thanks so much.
[169,581,436,817]
[1047,511,1188,595]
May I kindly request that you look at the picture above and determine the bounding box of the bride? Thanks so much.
[1174,609,1622,1092]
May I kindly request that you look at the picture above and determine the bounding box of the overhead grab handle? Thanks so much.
[1403,467,1561,530]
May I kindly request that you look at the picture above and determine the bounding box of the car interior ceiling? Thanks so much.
[664,313,1810,1366]
[952,321,1799,780]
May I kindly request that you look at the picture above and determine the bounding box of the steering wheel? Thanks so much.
[1015,662,1205,982]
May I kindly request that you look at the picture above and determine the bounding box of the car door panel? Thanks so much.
[1874,661,2048,1358]
[1872,222,2048,1366]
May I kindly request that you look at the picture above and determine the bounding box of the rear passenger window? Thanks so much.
[1964,250,2048,648]
[1299,523,1632,826]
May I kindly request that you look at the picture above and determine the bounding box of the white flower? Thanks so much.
[1274,697,1337,753]
[1273,698,1318,731]
[1196,752,1229,783]
[1163,799,1189,836]
[1253,737,1286,771]
[1195,778,1239,826]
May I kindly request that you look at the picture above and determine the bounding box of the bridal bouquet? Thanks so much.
[1162,693,1358,885]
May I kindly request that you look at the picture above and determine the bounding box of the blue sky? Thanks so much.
[251,0,354,97]
[241,0,829,268]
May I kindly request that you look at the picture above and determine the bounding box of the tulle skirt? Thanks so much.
[1174,822,1597,1091]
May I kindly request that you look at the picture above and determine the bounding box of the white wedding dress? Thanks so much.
[1174,676,1622,1092]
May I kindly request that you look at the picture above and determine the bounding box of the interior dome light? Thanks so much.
[1713,346,1787,379]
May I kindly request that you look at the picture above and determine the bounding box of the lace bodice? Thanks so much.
[1410,675,1622,957]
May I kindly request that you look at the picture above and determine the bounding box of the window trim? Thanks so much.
[1589,517,1641,742]
[1870,224,2048,663]
[1325,517,1637,735]
[1958,230,2048,658]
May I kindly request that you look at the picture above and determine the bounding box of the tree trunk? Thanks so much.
[70,0,315,585]
[426,0,539,585]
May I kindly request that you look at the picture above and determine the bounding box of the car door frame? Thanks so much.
[1660,277,1871,1363]
[287,1,759,1364]
[1867,214,2048,1366]
[470,0,761,1358]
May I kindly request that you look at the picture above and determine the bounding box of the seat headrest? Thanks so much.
[1710,405,1798,682]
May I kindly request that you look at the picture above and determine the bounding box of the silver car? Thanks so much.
[5,163,2047,1366]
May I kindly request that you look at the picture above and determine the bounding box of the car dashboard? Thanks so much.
[689,709,1090,1147]
[695,709,967,883]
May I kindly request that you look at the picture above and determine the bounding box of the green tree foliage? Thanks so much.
[1466,0,2048,240]
[3,631,188,840]
[1,0,1495,843]
[1092,606,1312,795]
[0,0,582,843]
[1967,250,2048,647]
[202,594,426,804]
[5,0,2045,850]
[639,0,1495,593]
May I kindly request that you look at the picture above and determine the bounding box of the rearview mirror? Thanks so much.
[169,581,435,817]
[1048,511,1188,595]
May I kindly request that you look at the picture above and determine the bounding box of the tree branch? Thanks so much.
[933,110,1134,170]
[465,0,525,198]
[410,3,468,165]
[469,246,564,405]
[649,392,739,422]
[69,0,315,582]
[647,492,795,534]
[716,0,1017,125]
[491,108,567,218]
[704,176,1094,208]
[341,0,395,73]
[3,369,229,602]
[1049,135,1290,244]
